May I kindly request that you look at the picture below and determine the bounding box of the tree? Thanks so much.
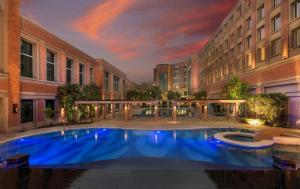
[167,91,181,100]
[221,76,249,100]
[127,90,140,100]
[82,84,101,101]
[194,91,207,99]
[148,86,162,100]
[57,84,101,122]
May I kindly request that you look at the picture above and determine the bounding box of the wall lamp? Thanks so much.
[13,104,18,114]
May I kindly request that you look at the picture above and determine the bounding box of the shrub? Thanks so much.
[194,91,207,99]
[247,93,288,126]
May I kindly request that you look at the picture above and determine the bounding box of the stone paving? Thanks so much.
[0,119,299,143]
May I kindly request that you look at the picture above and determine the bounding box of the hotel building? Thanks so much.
[193,0,300,127]
[153,61,191,99]
[0,0,134,132]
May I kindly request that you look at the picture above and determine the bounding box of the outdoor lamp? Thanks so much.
[13,104,18,114]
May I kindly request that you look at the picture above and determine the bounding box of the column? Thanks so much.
[281,0,289,59]
[172,104,177,122]
[102,104,107,120]
[155,104,159,120]
[204,103,208,121]
[74,58,79,84]
[226,104,230,119]
[124,104,128,121]
[111,104,115,118]
[59,51,66,84]
[39,41,46,80]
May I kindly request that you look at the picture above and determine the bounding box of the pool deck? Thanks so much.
[0,119,299,143]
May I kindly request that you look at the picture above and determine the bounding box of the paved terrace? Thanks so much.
[0,119,299,143]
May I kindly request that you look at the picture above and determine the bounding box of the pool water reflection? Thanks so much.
[0,128,274,168]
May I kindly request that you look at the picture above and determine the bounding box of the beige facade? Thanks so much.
[194,0,300,127]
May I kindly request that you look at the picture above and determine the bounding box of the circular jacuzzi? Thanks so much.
[214,132,274,148]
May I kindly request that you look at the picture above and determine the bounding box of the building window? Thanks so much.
[258,4,265,21]
[113,75,120,92]
[258,26,265,41]
[45,100,55,118]
[237,26,242,38]
[271,38,282,57]
[104,71,109,90]
[246,17,252,31]
[237,58,242,70]
[293,27,300,48]
[66,58,73,84]
[292,0,300,19]
[237,6,242,17]
[46,50,55,81]
[272,14,281,32]
[246,35,252,49]
[90,67,94,84]
[272,0,281,8]
[79,63,85,86]
[257,47,266,62]
[21,100,33,123]
[20,39,33,78]
[246,54,252,67]
[237,43,243,54]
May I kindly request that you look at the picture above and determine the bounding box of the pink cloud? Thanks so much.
[72,0,135,39]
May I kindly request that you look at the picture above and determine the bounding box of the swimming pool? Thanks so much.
[0,128,274,168]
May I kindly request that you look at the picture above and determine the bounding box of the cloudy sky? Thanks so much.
[21,0,237,83]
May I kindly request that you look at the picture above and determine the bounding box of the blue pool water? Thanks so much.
[0,128,274,168]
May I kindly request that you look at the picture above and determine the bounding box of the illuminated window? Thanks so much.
[271,38,282,57]
[257,47,266,62]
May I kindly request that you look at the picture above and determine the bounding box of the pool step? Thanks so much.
[273,154,300,170]
[6,154,30,168]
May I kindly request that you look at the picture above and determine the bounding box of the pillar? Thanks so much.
[124,104,128,121]
[204,103,208,121]
[111,104,115,118]
[172,104,177,122]
[155,104,158,120]
[226,104,230,119]
[103,104,107,120]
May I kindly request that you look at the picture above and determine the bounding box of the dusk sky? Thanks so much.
[21,0,237,83]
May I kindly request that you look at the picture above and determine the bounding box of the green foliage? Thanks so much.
[222,76,249,100]
[247,93,288,126]
[82,84,101,101]
[127,86,162,100]
[57,84,101,122]
[167,91,181,100]
[44,107,54,120]
[194,91,207,99]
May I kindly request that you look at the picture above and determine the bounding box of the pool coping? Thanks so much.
[0,124,255,145]
[214,132,274,148]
